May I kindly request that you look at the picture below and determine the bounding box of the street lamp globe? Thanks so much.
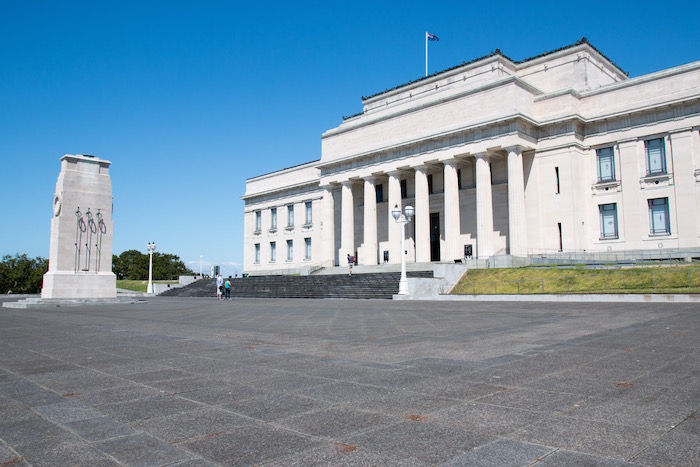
[392,204,401,221]
[405,205,414,219]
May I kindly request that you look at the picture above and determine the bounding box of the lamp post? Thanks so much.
[146,242,156,294]
[392,204,414,295]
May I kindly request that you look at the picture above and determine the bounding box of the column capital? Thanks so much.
[443,159,459,168]
[506,145,522,155]
[363,175,376,183]
[412,163,429,172]
[386,169,401,178]
[340,179,354,188]
[475,152,490,161]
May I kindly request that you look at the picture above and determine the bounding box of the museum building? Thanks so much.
[242,39,700,274]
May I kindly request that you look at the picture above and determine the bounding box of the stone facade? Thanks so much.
[42,154,116,298]
[242,39,700,274]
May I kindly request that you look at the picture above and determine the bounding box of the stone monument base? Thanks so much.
[41,272,117,299]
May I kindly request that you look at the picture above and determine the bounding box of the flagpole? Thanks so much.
[425,32,428,77]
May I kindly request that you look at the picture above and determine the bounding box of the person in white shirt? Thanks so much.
[216,274,223,300]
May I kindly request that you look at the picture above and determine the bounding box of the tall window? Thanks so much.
[269,242,276,262]
[254,244,260,263]
[254,211,261,232]
[557,222,563,252]
[305,201,312,224]
[286,240,293,261]
[270,207,277,230]
[375,184,383,203]
[599,203,618,239]
[648,198,670,235]
[645,138,667,175]
[427,174,434,194]
[400,179,407,199]
[597,147,615,182]
[287,205,294,227]
[304,238,311,260]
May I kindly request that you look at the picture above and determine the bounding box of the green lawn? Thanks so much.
[117,280,178,293]
[451,264,700,295]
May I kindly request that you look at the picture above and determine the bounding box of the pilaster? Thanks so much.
[507,146,527,256]
[413,165,431,263]
[387,171,402,264]
[443,159,461,261]
[475,153,494,258]
[362,176,378,265]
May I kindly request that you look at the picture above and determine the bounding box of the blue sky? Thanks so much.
[2,1,699,276]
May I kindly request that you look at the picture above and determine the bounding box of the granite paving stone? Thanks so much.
[99,394,204,422]
[63,416,135,442]
[443,438,555,466]
[96,432,194,466]
[345,419,491,464]
[278,406,399,438]
[222,392,331,422]
[17,437,121,466]
[630,429,700,466]
[534,449,645,466]
[514,415,667,461]
[131,407,249,443]
[184,423,323,466]
[32,400,103,424]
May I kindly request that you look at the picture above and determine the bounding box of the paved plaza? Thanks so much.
[0,296,699,466]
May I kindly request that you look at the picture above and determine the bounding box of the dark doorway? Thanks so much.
[430,212,440,261]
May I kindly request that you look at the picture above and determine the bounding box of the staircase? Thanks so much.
[162,271,434,299]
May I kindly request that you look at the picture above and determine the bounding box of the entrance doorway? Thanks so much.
[430,212,440,261]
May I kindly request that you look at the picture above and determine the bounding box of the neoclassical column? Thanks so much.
[475,153,494,258]
[413,165,431,263]
[362,176,378,265]
[507,146,527,256]
[443,159,461,261]
[387,170,402,264]
[321,185,335,266]
[340,180,355,261]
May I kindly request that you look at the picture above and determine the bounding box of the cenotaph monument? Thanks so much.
[42,154,116,298]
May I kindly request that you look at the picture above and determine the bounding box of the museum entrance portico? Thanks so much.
[319,143,531,267]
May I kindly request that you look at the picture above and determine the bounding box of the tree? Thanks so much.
[0,254,48,294]
[112,250,193,280]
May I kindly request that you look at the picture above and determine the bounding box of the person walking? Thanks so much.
[224,277,231,300]
[216,273,223,300]
[347,253,354,275]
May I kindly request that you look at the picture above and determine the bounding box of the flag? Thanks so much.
[427,32,439,42]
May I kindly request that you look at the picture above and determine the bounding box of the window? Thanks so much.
[645,138,666,175]
[286,240,293,261]
[254,211,261,232]
[304,238,311,260]
[427,174,434,194]
[270,242,276,262]
[555,167,560,194]
[270,207,277,230]
[375,184,383,203]
[557,222,563,252]
[400,179,407,199]
[597,147,615,182]
[648,198,670,235]
[285,205,294,228]
[304,201,312,224]
[599,203,618,239]
[254,244,260,263]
